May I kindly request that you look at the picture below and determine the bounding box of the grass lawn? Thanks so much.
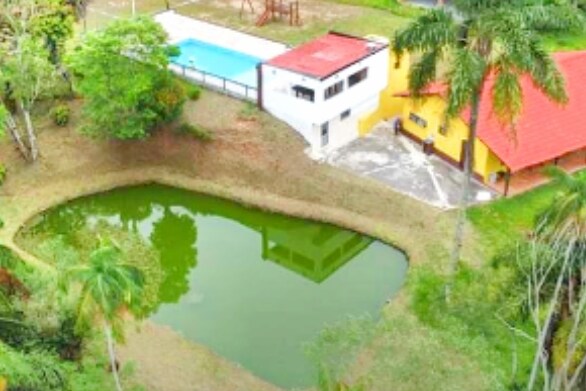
[468,169,586,257]
[85,0,413,45]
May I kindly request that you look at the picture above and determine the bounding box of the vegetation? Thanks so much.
[175,122,213,141]
[62,242,145,391]
[394,0,581,297]
[52,103,71,126]
[66,17,186,139]
[0,0,584,390]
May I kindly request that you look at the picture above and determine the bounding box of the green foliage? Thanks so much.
[333,0,423,18]
[31,0,75,64]
[0,104,7,139]
[185,84,201,101]
[409,265,536,389]
[0,343,67,391]
[0,163,6,186]
[52,103,71,126]
[67,17,184,139]
[176,123,213,141]
[148,77,187,123]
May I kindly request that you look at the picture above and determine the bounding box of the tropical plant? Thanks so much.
[393,0,582,299]
[63,242,144,391]
[522,168,586,390]
[67,17,185,140]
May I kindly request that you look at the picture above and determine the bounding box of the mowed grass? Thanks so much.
[85,0,413,45]
[467,169,586,256]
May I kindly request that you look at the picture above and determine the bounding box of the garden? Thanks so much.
[0,1,585,391]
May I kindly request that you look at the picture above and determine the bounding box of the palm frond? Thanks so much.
[393,9,458,57]
[408,49,442,97]
[517,4,585,32]
[445,48,486,118]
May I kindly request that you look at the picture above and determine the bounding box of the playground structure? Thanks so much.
[254,0,301,27]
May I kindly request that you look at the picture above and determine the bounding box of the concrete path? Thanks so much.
[326,123,496,209]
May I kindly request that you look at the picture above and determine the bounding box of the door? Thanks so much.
[321,122,329,147]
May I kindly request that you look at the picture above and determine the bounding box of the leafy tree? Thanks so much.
[67,16,185,140]
[393,0,581,299]
[63,243,144,391]
[0,0,60,161]
[1,34,56,161]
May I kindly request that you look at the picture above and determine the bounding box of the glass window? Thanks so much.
[408,112,428,128]
[340,109,351,120]
[292,85,314,102]
[324,81,344,100]
[348,68,368,87]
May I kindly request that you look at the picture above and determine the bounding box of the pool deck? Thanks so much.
[155,10,288,61]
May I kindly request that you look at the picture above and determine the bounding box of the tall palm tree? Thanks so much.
[393,0,580,299]
[64,243,144,391]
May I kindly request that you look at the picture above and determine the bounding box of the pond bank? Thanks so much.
[0,92,480,390]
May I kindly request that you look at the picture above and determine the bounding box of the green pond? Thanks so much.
[22,185,408,389]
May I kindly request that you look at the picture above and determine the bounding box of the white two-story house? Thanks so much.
[259,32,389,155]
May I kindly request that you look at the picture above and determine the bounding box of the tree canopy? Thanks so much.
[67,16,186,140]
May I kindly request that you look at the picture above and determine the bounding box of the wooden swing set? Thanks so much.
[240,0,301,27]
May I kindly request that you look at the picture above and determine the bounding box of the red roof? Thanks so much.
[397,51,586,172]
[476,51,586,172]
[266,32,386,79]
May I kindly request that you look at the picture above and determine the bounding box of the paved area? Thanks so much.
[325,123,496,209]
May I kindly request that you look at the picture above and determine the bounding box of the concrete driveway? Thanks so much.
[325,123,496,209]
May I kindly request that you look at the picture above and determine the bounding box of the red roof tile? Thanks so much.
[266,32,385,79]
[397,51,586,172]
[475,51,586,172]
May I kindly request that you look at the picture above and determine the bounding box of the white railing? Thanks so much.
[170,64,258,102]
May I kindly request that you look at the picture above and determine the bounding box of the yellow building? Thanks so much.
[397,94,505,183]
[363,50,586,193]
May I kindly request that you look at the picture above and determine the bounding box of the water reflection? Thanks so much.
[23,185,407,388]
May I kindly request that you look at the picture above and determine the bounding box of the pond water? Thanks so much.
[23,185,407,389]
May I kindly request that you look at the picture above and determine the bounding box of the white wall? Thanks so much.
[261,47,389,153]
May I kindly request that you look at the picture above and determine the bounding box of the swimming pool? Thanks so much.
[172,38,262,88]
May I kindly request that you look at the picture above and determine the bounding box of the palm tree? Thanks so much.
[526,168,586,390]
[64,243,144,391]
[393,0,580,299]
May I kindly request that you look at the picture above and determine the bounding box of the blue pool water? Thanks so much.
[172,38,261,88]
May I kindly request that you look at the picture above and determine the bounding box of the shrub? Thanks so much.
[176,123,213,141]
[52,104,71,127]
[0,163,6,185]
[185,84,201,101]
[150,77,187,123]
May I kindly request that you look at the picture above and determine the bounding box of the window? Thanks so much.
[292,85,314,102]
[321,122,329,146]
[324,81,344,100]
[340,109,351,120]
[348,68,368,87]
[409,112,427,128]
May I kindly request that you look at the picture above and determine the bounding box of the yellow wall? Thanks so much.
[358,51,410,136]
[401,96,506,182]
[357,50,506,183]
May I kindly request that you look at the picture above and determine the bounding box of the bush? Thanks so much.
[52,104,71,127]
[0,163,6,185]
[150,77,187,123]
[176,123,213,141]
[185,84,201,101]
